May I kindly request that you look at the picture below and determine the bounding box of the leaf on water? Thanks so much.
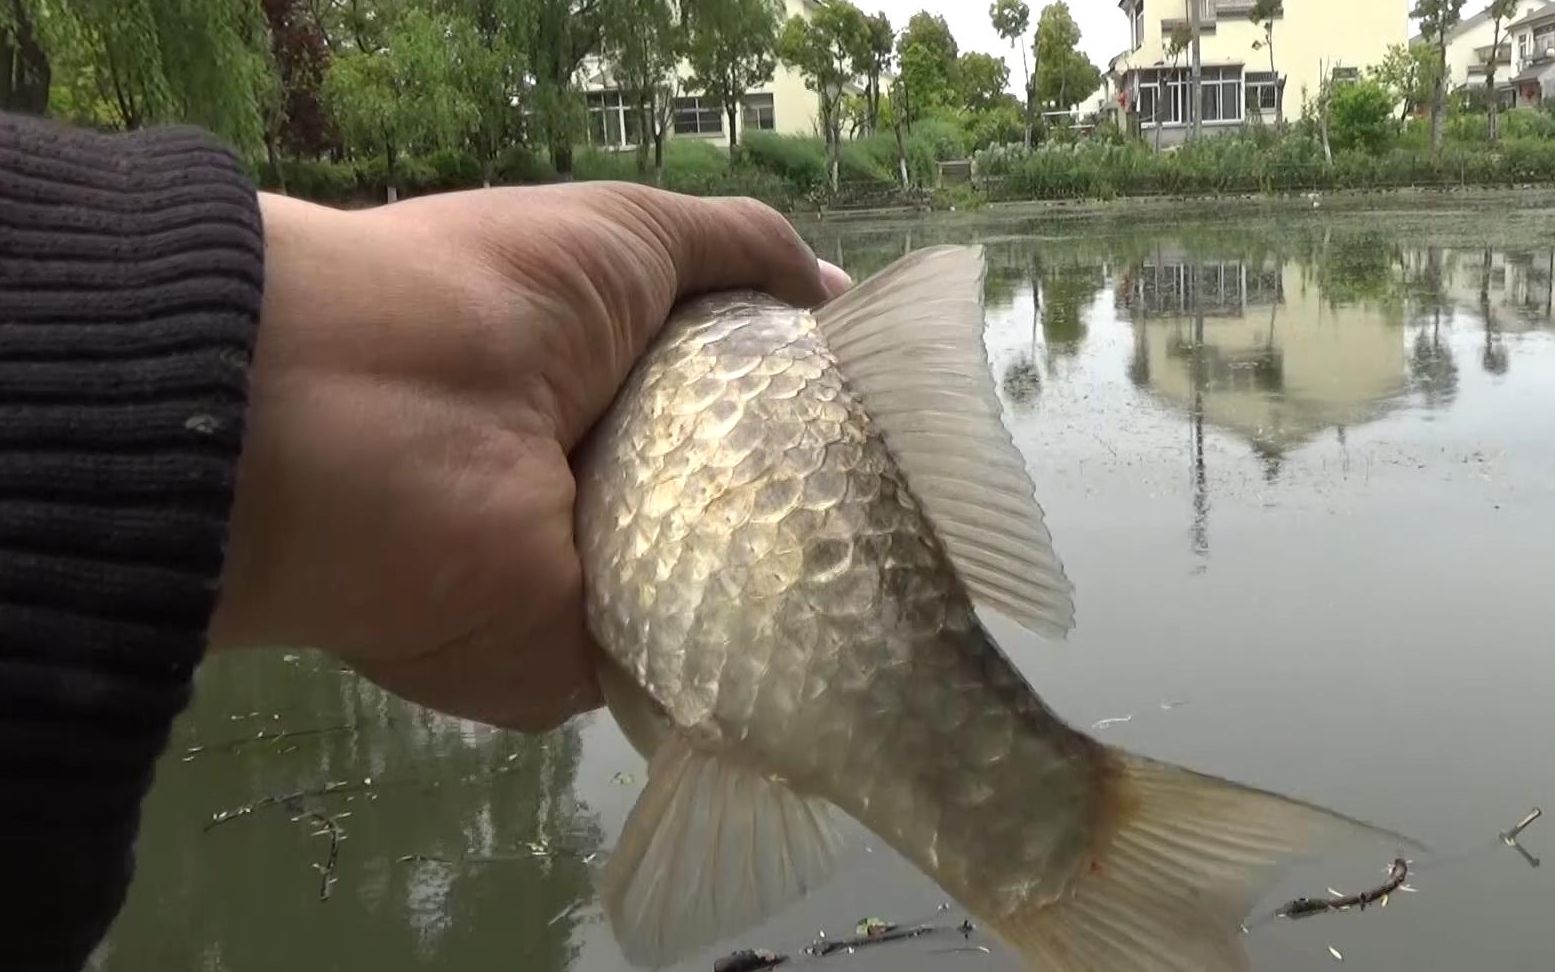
[1090,715,1133,731]
[1328,944,1345,961]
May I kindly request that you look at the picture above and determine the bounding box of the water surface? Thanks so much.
[97,194,1555,971]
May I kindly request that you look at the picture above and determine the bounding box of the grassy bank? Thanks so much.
[260,109,1555,212]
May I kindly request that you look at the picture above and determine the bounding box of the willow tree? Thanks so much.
[5,0,272,149]
[324,5,476,202]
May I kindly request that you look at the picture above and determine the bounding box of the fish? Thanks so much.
[572,245,1415,971]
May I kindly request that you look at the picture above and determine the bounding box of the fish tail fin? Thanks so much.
[990,747,1423,972]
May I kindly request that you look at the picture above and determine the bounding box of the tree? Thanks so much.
[1033,1,1099,113]
[1158,22,1192,151]
[1411,0,1465,156]
[25,0,273,150]
[444,0,526,188]
[684,0,782,153]
[324,5,476,202]
[1329,78,1396,153]
[1368,42,1440,122]
[778,0,866,191]
[989,0,1032,147]
[0,0,50,114]
[895,10,958,124]
[260,0,335,162]
[1485,0,1518,142]
[603,0,683,177]
[956,51,1009,114]
[516,0,605,178]
[1248,0,1283,127]
[860,11,892,133]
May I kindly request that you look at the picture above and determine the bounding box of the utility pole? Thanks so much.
[1188,0,1203,140]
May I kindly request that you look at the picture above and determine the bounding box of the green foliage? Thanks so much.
[1328,80,1397,153]
[956,51,1009,113]
[323,5,477,192]
[684,0,783,149]
[988,0,1029,43]
[1369,42,1439,119]
[22,0,274,150]
[518,0,607,172]
[1033,1,1100,112]
[896,11,958,121]
[602,0,683,172]
[963,97,1025,150]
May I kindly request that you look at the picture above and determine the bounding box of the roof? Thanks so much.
[1509,57,1555,82]
[1510,1,1555,31]
[1413,1,1552,44]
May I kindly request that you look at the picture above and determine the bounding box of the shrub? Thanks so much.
[1329,80,1398,154]
[741,133,828,190]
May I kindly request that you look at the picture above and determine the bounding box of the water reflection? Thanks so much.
[96,654,603,971]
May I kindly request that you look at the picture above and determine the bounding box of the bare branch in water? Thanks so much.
[711,916,977,970]
[1276,859,1409,920]
[283,795,344,901]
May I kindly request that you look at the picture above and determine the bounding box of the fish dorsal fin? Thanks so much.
[600,733,843,968]
[813,244,1076,638]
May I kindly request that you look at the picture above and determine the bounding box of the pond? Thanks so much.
[94,192,1555,972]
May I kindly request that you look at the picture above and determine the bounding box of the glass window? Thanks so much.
[673,96,723,135]
[1246,71,1277,111]
[742,93,776,131]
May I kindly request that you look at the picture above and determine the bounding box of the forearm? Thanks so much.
[0,112,264,970]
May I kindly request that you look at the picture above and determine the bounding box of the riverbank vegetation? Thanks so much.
[2,0,1553,210]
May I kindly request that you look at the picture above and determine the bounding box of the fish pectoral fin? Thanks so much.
[994,747,1426,972]
[813,244,1076,640]
[600,733,843,968]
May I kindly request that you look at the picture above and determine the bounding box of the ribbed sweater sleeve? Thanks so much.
[0,112,265,971]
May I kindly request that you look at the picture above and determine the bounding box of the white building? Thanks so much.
[576,0,833,151]
[1412,0,1546,95]
[1503,2,1555,107]
[1109,0,1410,147]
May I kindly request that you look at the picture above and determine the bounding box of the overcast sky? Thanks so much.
[863,1,1494,88]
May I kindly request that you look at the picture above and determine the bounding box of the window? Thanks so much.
[1136,67,1242,125]
[742,93,776,131]
[1331,66,1360,85]
[673,96,723,135]
[1246,71,1278,112]
[1519,33,1529,67]
[1536,27,1555,57]
[1198,66,1243,123]
[1133,2,1145,50]
[586,91,638,148]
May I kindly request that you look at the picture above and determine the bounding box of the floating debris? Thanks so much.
[1275,859,1408,921]
[1328,945,1344,962]
[611,770,637,786]
[1090,715,1133,731]
[713,950,786,972]
[1501,806,1542,845]
[1159,698,1190,711]
[547,901,582,927]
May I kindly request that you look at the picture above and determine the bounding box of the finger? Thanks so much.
[818,259,854,300]
[613,185,832,309]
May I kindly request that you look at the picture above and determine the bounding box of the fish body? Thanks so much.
[574,246,1408,971]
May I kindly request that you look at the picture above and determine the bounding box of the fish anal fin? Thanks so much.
[990,747,1425,971]
[812,244,1075,639]
[601,733,843,968]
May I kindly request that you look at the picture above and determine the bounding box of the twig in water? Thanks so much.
[182,723,355,760]
[1275,859,1408,920]
[1500,807,1542,868]
[710,916,976,970]
[283,795,344,901]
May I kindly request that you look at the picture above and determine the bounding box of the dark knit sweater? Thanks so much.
[0,112,264,970]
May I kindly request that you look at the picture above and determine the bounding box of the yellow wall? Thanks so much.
[1123,255,1409,452]
[1118,0,1411,118]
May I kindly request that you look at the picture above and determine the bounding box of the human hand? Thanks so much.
[209,183,852,732]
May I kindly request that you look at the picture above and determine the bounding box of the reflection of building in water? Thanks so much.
[1121,250,1411,459]
[1410,246,1555,332]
